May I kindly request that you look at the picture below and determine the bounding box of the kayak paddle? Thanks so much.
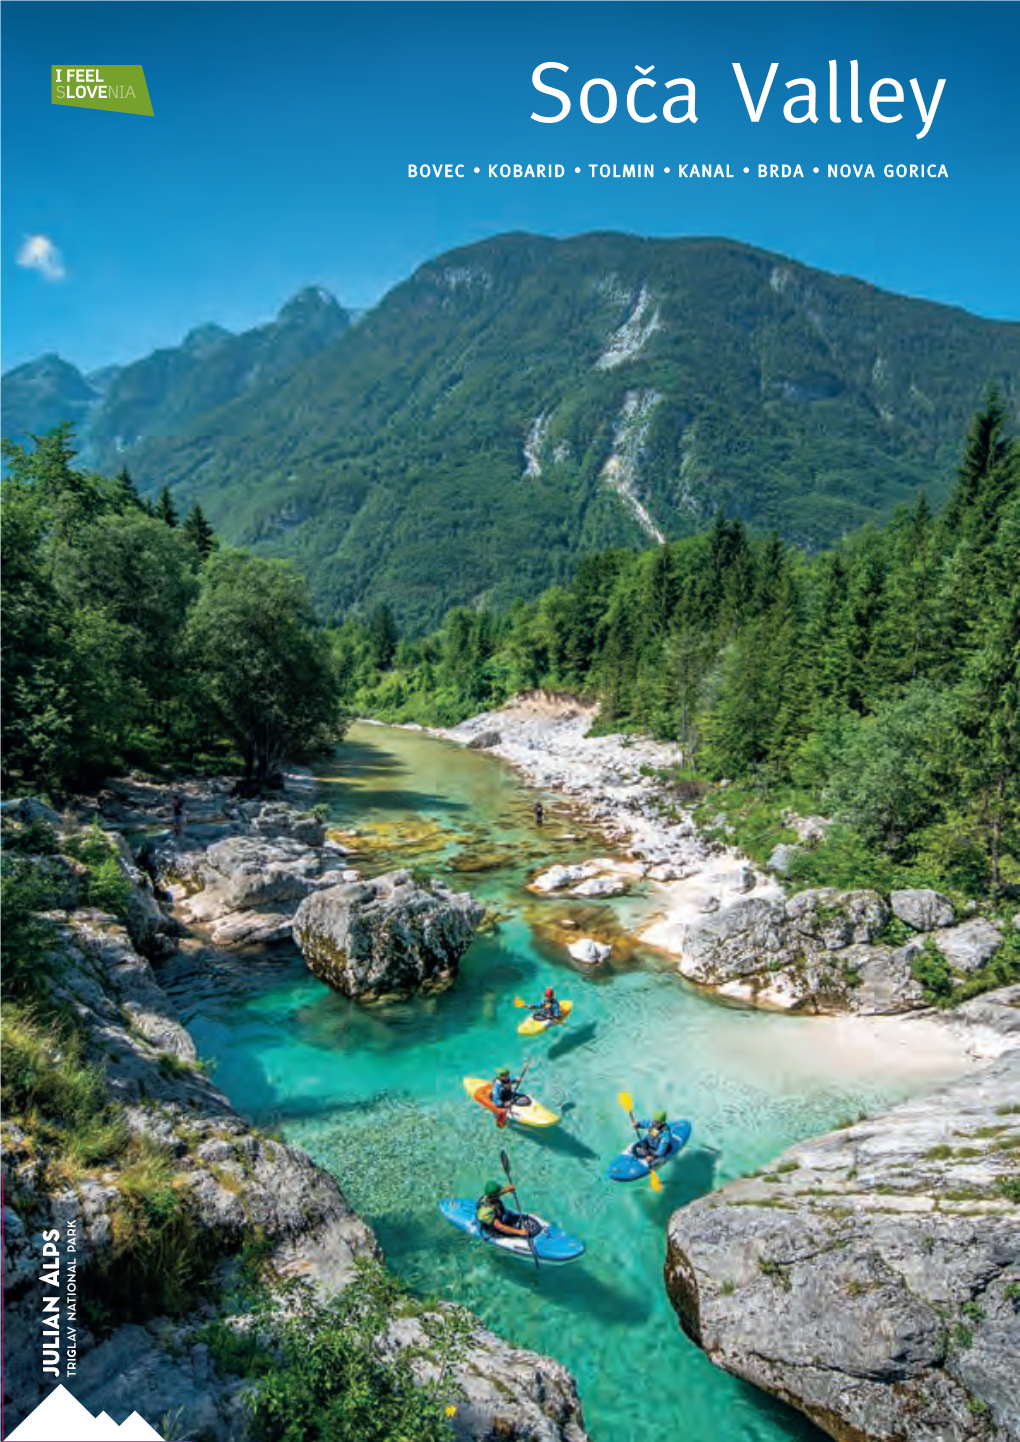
[617,1091,664,1192]
[512,1058,532,1104]
[500,1147,540,1271]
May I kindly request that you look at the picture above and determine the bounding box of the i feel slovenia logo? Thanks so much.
[52,65,153,116]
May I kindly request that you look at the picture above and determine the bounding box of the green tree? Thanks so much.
[112,466,145,514]
[154,485,179,528]
[366,602,399,669]
[185,553,347,784]
[182,501,217,559]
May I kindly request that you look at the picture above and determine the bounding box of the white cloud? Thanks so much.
[17,233,67,281]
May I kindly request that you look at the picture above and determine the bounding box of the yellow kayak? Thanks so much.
[463,1076,560,1128]
[517,999,573,1037]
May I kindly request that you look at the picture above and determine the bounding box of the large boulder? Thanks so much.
[933,920,1004,973]
[293,869,484,1000]
[680,889,928,1015]
[891,888,956,931]
[664,1031,1020,1442]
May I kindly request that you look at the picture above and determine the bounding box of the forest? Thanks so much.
[337,396,1019,907]
[3,399,1016,911]
[1,424,346,794]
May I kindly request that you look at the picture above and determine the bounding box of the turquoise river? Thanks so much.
[169,723,961,1442]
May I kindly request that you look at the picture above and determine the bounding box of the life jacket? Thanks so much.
[476,1194,505,1228]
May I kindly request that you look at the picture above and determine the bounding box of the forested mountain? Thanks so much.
[5,235,1020,629]
[0,287,349,465]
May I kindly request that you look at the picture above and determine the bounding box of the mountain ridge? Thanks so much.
[4,233,1019,628]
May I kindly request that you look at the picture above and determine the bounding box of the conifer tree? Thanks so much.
[155,484,179,528]
[183,501,216,558]
[112,466,144,513]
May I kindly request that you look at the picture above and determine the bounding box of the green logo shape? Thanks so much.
[52,65,153,117]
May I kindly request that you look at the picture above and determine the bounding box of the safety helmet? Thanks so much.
[544,987,555,998]
[484,1179,502,1196]
[496,1068,511,1079]
[653,1109,668,1124]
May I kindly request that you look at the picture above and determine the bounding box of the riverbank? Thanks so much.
[434,698,1015,1068]
[425,701,1020,1439]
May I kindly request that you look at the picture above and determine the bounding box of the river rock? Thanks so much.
[568,938,612,966]
[664,1022,1020,1442]
[293,869,484,1000]
[933,920,1004,973]
[571,875,628,898]
[245,800,326,846]
[679,890,928,1015]
[891,888,956,931]
[466,729,502,749]
[208,910,295,947]
[530,861,604,893]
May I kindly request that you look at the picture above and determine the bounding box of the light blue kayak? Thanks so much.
[439,1198,585,1262]
[608,1119,693,1182]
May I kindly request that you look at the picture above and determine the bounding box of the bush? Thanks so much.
[910,941,955,1005]
[63,822,133,919]
[204,1260,463,1442]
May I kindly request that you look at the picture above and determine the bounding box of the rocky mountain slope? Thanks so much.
[5,234,1019,628]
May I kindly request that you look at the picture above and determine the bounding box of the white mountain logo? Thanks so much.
[5,1384,162,1439]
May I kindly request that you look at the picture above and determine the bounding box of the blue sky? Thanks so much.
[2,1,1018,373]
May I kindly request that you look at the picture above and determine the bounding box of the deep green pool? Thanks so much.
[172,724,954,1442]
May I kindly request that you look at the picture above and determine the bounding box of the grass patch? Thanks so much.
[995,1175,1020,1204]
[757,1256,792,1290]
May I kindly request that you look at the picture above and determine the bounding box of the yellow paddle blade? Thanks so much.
[514,996,529,1009]
[649,1169,664,1193]
[617,1091,633,1113]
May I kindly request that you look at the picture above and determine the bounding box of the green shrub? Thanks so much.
[911,940,955,1005]
[64,822,133,919]
[204,1260,462,1442]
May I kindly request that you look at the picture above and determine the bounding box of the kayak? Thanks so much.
[608,1119,693,1182]
[463,1076,559,1127]
[438,1198,585,1263]
[518,999,574,1036]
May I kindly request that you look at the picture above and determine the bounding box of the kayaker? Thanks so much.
[532,987,562,1022]
[492,1068,520,1109]
[476,1179,533,1238]
[634,1110,672,1162]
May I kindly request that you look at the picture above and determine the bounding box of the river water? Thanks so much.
[174,724,964,1442]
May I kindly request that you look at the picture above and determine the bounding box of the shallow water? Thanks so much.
[172,725,964,1442]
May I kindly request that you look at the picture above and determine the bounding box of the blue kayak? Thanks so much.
[439,1198,585,1263]
[608,1120,693,1182]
